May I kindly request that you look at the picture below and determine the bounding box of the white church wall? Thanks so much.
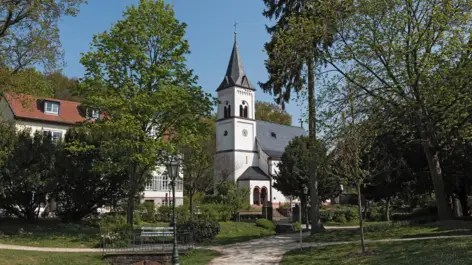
[270,160,281,175]
[216,119,234,151]
[238,180,251,204]
[235,88,254,119]
[235,120,255,151]
[233,151,256,181]
[217,90,233,119]
[248,180,271,204]
[214,152,235,182]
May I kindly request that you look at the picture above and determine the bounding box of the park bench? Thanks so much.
[140,226,174,238]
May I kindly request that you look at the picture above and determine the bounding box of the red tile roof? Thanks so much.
[4,93,86,125]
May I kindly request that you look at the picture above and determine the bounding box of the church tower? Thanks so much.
[215,35,257,183]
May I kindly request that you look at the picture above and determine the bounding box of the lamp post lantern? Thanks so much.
[166,154,180,265]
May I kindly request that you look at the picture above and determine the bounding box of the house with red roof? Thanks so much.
[0,93,183,208]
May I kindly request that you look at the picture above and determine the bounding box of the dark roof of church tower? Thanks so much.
[216,38,256,91]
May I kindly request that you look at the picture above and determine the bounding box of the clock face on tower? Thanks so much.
[242,129,248,137]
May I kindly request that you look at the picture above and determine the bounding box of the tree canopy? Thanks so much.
[79,0,215,224]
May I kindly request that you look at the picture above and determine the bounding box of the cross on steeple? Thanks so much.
[233,22,238,41]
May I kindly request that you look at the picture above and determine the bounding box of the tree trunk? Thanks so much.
[189,191,194,220]
[420,136,452,220]
[357,182,366,253]
[386,197,391,222]
[453,193,462,218]
[307,59,323,234]
[126,168,137,225]
[458,186,469,217]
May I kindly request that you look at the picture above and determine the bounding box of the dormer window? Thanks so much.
[44,101,59,115]
[87,108,100,120]
[271,132,277,138]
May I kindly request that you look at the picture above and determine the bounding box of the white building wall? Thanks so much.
[248,180,271,205]
[270,160,281,175]
[15,120,71,139]
[143,164,184,206]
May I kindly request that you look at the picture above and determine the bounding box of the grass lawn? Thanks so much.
[0,219,275,248]
[307,222,472,243]
[0,219,100,248]
[210,221,275,245]
[0,249,220,265]
[281,238,472,265]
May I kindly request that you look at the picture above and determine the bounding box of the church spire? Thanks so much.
[216,29,255,91]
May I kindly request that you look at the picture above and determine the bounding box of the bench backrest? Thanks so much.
[140,226,174,232]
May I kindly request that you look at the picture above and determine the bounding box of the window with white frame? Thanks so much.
[43,130,63,144]
[145,174,170,191]
[90,109,100,120]
[44,101,60,115]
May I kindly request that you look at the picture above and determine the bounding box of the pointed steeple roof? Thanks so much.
[217,37,255,91]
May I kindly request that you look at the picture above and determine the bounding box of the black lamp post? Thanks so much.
[166,154,180,265]
[303,185,309,230]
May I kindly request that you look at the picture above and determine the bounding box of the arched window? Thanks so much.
[261,187,268,206]
[253,186,261,205]
[241,101,249,118]
[224,106,228,118]
[227,105,231,117]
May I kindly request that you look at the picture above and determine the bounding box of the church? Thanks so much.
[214,37,307,208]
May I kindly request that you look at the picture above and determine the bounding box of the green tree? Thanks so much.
[182,117,216,219]
[213,180,250,216]
[51,128,128,222]
[255,101,292,126]
[46,72,81,101]
[0,122,16,168]
[275,136,341,203]
[0,67,53,100]
[261,0,344,233]
[0,0,85,72]
[326,0,472,220]
[0,129,55,221]
[79,0,214,224]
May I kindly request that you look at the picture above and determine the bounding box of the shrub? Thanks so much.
[156,205,171,222]
[256,218,276,231]
[344,207,358,222]
[99,214,133,248]
[333,211,347,223]
[369,206,383,221]
[140,201,156,223]
[292,222,301,232]
[175,205,190,223]
[320,209,334,222]
[177,220,220,243]
[198,203,233,222]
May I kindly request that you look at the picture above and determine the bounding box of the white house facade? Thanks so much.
[0,93,183,207]
[214,37,306,208]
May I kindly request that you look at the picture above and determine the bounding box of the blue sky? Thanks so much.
[59,0,306,126]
